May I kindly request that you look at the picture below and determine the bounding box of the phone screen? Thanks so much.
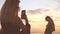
[21,10,26,19]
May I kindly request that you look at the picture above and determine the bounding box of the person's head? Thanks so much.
[45,16,52,21]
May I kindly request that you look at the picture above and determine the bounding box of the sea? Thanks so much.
[31,32,60,34]
[0,22,60,34]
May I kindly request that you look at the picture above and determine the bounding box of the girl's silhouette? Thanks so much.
[45,16,55,34]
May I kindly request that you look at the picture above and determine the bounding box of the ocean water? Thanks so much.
[31,32,60,34]
[31,32,43,34]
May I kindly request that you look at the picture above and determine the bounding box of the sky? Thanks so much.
[0,0,60,10]
[20,0,60,10]
[0,0,60,33]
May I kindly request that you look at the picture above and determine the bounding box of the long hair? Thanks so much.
[45,16,54,23]
[1,0,21,28]
[45,16,55,32]
[1,0,20,21]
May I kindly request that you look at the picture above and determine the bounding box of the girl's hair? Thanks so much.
[45,16,53,22]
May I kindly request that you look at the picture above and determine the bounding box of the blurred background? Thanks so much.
[0,0,60,34]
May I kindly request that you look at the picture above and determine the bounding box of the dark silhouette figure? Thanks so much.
[21,10,31,34]
[44,16,55,34]
[0,0,26,34]
[24,15,31,34]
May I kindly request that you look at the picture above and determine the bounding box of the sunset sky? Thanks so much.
[0,0,60,33]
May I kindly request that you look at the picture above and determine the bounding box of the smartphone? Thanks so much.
[21,10,26,19]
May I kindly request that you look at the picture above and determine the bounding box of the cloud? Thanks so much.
[54,0,60,7]
[54,0,60,2]
[32,0,40,2]
[27,9,42,15]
